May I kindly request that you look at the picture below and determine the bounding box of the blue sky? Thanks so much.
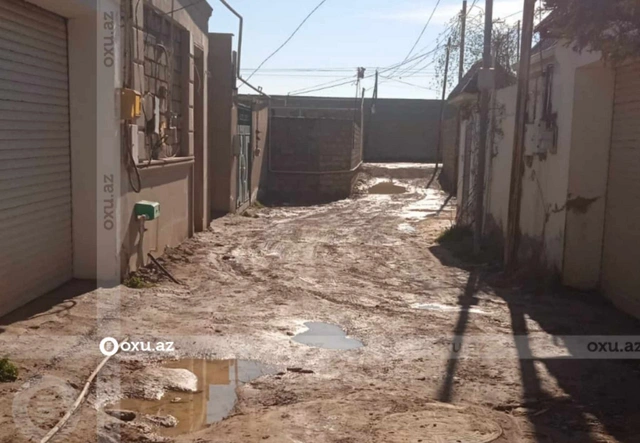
[207,0,523,99]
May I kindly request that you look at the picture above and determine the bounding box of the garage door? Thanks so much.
[602,62,640,318]
[0,0,72,316]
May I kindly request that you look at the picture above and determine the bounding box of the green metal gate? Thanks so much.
[237,105,252,208]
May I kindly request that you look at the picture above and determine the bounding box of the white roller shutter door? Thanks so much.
[0,0,72,315]
[602,62,640,317]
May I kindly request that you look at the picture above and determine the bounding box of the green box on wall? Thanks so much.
[134,201,160,220]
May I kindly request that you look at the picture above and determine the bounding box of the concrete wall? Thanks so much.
[563,62,615,289]
[267,109,362,203]
[65,1,100,279]
[365,98,441,162]
[209,35,269,214]
[440,113,459,193]
[120,0,210,274]
[250,104,269,204]
[485,85,517,249]
[208,33,234,215]
[455,42,606,278]
[36,0,211,282]
[246,95,442,163]
[517,45,602,273]
[122,162,193,271]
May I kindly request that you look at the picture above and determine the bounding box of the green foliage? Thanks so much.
[436,225,502,264]
[436,225,473,244]
[124,275,148,289]
[542,0,640,62]
[0,358,19,382]
[432,9,521,93]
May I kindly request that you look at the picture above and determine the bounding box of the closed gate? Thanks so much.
[601,62,640,316]
[237,105,251,208]
[0,0,73,316]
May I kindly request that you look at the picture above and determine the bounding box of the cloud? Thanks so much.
[374,0,523,26]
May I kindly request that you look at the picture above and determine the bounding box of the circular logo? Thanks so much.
[12,375,78,441]
[99,337,119,356]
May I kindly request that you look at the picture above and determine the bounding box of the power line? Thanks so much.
[385,17,457,81]
[378,75,437,91]
[284,44,441,96]
[387,0,443,80]
[161,0,208,15]
[240,68,435,73]
[405,0,443,59]
[289,77,360,96]
[246,0,329,81]
[287,74,357,95]
[249,73,434,78]
[500,10,523,20]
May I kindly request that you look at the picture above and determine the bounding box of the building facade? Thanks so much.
[450,39,640,318]
[0,0,212,316]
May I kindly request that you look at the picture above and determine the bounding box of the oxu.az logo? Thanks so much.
[99,337,175,356]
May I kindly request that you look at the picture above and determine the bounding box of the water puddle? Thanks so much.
[401,189,452,219]
[368,182,407,195]
[293,322,364,350]
[412,303,487,314]
[397,223,416,233]
[110,359,276,436]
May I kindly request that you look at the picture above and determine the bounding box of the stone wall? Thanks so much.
[244,95,442,163]
[267,110,362,203]
[364,98,442,162]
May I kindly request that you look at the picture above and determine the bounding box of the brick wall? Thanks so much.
[267,112,362,203]
[245,95,443,163]
[364,98,442,162]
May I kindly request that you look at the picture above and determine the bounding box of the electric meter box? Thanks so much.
[121,88,142,120]
[134,201,160,220]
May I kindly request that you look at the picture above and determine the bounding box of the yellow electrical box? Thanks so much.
[121,88,142,120]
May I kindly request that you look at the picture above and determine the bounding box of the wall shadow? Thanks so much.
[0,279,95,334]
[430,241,640,442]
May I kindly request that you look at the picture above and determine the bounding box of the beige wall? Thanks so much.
[66,3,100,279]
[208,33,235,214]
[44,0,210,279]
[250,105,269,204]
[122,162,193,271]
[121,0,211,273]
[563,63,615,289]
[485,85,517,244]
[518,45,602,272]
[209,35,270,214]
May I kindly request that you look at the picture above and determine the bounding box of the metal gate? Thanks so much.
[601,62,640,315]
[236,106,251,208]
[0,0,73,316]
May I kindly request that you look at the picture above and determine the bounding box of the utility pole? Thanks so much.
[505,0,536,269]
[473,0,494,255]
[459,0,467,82]
[453,0,467,198]
[516,20,521,63]
[427,37,452,189]
[365,70,379,157]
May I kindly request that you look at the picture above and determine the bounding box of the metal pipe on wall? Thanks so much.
[218,0,270,99]
[505,0,537,269]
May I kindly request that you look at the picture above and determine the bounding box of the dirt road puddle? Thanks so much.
[293,322,364,350]
[110,359,276,436]
[412,303,487,314]
[368,182,407,195]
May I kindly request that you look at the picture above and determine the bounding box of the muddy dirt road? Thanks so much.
[1,164,639,443]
